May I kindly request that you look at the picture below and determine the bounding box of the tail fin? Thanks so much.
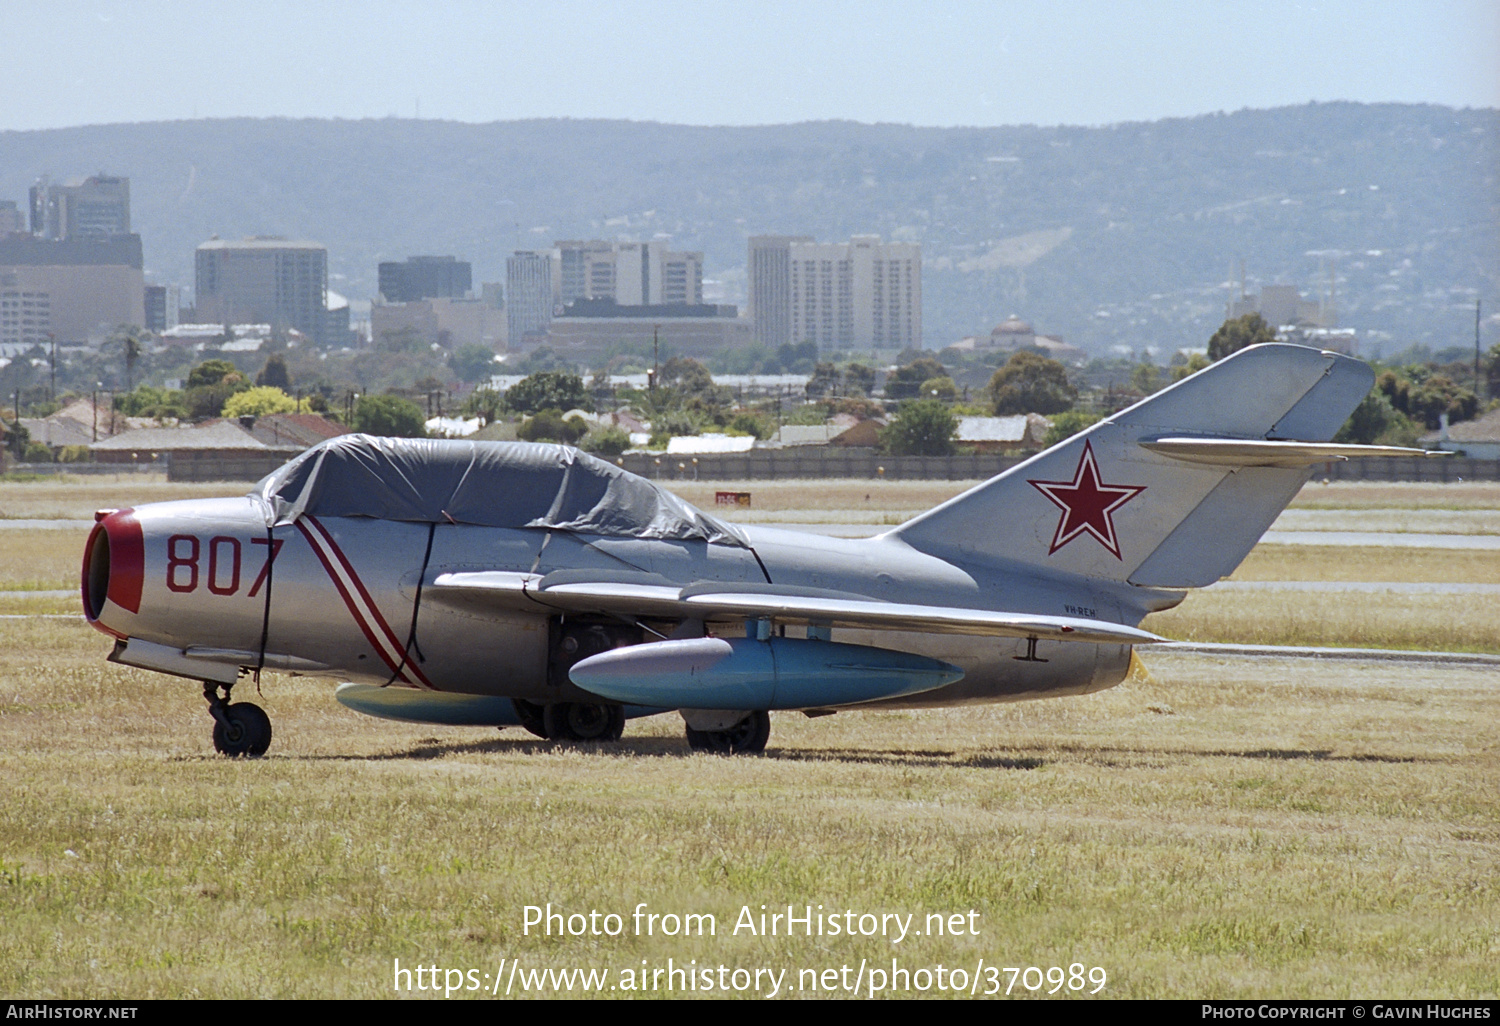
[894,344,1374,589]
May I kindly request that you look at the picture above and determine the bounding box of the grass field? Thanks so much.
[0,618,1494,998]
[0,474,1495,998]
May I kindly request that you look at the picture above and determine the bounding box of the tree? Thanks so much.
[504,371,590,416]
[884,357,947,399]
[518,408,590,444]
[1207,313,1277,362]
[806,361,840,398]
[1334,391,1420,446]
[842,363,876,396]
[187,359,241,389]
[656,356,715,394]
[1404,374,1478,429]
[919,376,958,402]
[462,387,506,424]
[1375,367,1479,430]
[449,344,497,384]
[376,326,426,354]
[256,354,292,390]
[987,351,1078,415]
[581,425,631,457]
[1130,362,1162,395]
[1170,352,1211,382]
[184,359,249,420]
[353,394,426,437]
[1043,410,1102,447]
[880,399,956,456]
[110,325,146,393]
[222,386,299,418]
[727,411,774,440]
[115,385,188,420]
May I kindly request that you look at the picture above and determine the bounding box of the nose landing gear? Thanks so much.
[203,681,273,757]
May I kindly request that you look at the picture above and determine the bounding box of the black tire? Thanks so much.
[685,710,770,755]
[212,702,272,758]
[512,699,548,739]
[543,702,625,742]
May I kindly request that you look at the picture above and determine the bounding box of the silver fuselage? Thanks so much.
[87,496,1140,708]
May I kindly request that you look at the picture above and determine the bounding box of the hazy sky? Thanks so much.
[4,0,1497,131]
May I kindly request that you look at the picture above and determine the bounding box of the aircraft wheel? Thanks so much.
[544,702,625,742]
[512,699,548,739]
[685,710,770,755]
[212,702,272,758]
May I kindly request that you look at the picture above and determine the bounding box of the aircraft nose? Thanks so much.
[82,507,144,635]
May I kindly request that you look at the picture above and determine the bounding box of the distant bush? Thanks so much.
[517,408,589,445]
[581,425,631,457]
[353,395,426,438]
[222,386,299,418]
[880,399,956,456]
[1043,410,1103,447]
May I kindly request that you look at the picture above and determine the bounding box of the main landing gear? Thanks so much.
[203,681,272,757]
[684,710,771,755]
[512,699,626,743]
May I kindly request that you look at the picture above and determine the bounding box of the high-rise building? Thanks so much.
[556,240,616,305]
[748,235,813,347]
[0,201,25,236]
[29,175,131,241]
[0,234,144,345]
[377,255,473,303]
[787,235,920,351]
[144,284,181,333]
[555,240,702,308]
[194,237,329,344]
[506,251,555,345]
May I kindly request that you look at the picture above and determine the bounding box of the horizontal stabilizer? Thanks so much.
[1139,437,1445,467]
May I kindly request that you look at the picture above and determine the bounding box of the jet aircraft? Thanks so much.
[80,344,1432,756]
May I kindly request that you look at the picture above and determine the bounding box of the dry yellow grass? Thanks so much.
[1145,590,1500,654]
[0,475,240,520]
[0,528,91,591]
[1231,546,1500,584]
[1288,481,1500,511]
[0,619,1494,998]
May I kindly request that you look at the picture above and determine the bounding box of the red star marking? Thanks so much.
[1027,441,1146,559]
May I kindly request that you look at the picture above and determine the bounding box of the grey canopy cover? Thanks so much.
[251,435,745,545]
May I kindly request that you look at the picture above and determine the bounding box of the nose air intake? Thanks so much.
[82,509,144,624]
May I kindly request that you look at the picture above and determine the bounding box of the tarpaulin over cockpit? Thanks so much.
[250,434,746,545]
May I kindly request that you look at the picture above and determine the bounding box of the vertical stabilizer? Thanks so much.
[893,344,1373,589]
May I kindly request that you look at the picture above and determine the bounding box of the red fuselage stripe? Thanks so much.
[295,518,435,688]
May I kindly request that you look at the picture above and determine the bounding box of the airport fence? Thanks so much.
[617,450,1500,483]
[5,451,1494,485]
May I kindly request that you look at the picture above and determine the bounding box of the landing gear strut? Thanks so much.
[204,681,272,757]
[685,710,771,755]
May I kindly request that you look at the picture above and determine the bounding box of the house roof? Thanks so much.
[665,434,756,454]
[90,422,273,451]
[772,424,841,447]
[1424,408,1500,444]
[19,417,94,448]
[237,413,349,448]
[956,414,1050,444]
